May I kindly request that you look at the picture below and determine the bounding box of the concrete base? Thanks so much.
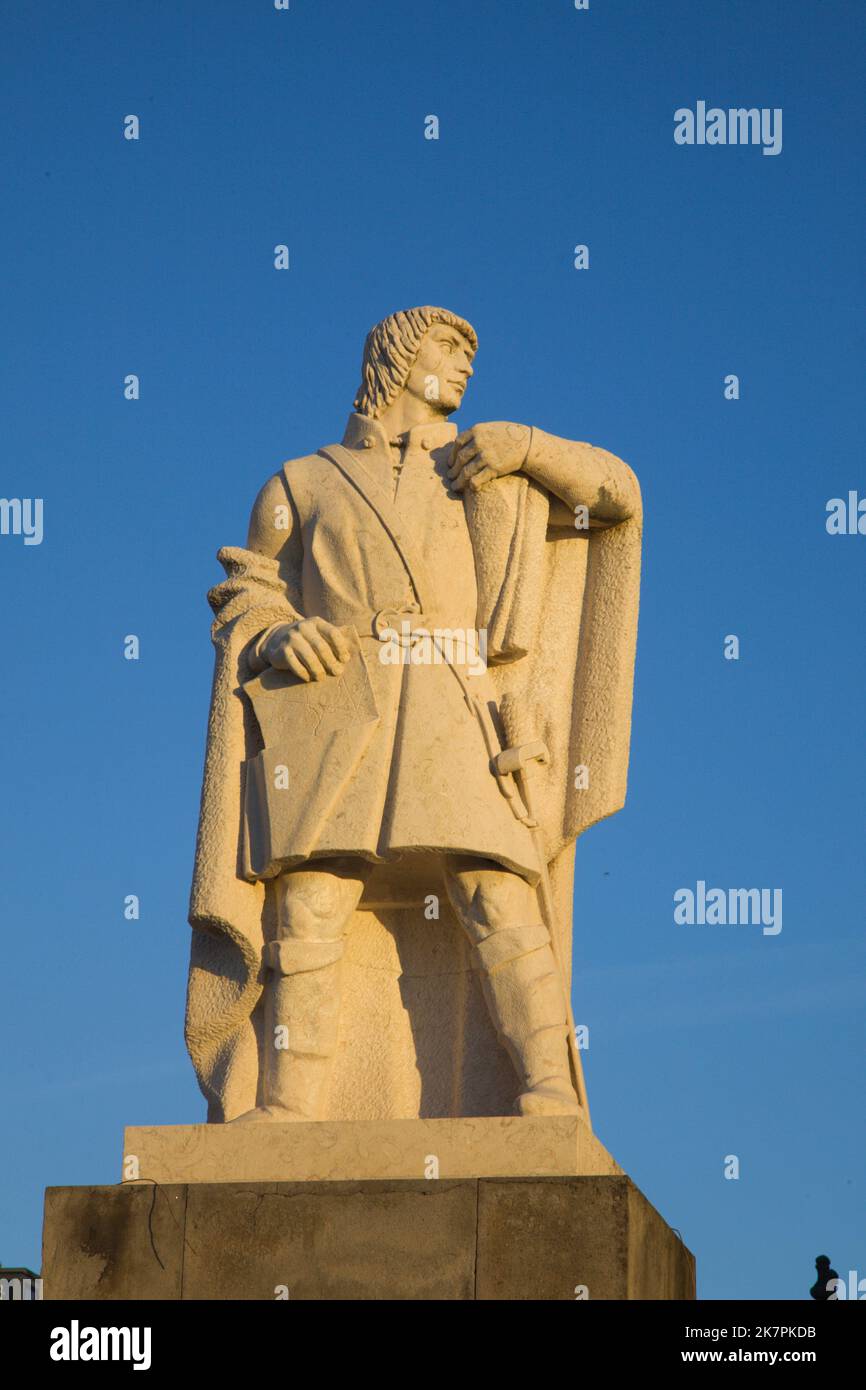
[122,1115,621,1184]
[42,1175,695,1300]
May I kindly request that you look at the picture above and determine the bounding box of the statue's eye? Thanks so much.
[440,342,453,353]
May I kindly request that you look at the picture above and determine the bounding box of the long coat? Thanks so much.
[240,411,539,883]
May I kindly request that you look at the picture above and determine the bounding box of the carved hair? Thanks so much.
[354,306,478,418]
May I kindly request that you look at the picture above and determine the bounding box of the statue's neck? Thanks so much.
[376,396,452,439]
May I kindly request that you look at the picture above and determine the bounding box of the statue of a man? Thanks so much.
[186,307,641,1126]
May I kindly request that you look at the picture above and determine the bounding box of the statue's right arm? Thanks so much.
[245,471,351,682]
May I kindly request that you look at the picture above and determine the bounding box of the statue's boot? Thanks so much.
[232,937,344,1123]
[473,923,581,1118]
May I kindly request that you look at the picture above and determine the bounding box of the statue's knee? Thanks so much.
[446,864,532,940]
[468,884,515,935]
[275,874,350,942]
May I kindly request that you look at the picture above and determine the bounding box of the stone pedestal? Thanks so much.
[42,1119,694,1301]
[121,1115,622,1184]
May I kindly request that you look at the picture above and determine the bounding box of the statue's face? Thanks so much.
[404,323,475,414]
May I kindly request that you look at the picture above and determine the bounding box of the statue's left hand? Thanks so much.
[448,422,531,493]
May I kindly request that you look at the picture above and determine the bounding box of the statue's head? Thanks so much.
[354,306,477,420]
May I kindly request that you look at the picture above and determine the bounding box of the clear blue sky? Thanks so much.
[1,1,863,1300]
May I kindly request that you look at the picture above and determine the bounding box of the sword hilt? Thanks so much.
[493,740,549,777]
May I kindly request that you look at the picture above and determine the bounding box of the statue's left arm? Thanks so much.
[449,421,640,526]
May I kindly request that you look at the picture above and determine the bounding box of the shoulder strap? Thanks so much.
[317,443,437,613]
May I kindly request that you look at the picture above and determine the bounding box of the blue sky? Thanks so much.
[1,0,863,1300]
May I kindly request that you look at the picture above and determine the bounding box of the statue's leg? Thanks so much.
[233,857,370,1124]
[443,856,580,1118]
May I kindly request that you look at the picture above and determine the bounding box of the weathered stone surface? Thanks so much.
[182,1180,476,1301]
[42,1184,186,1301]
[122,1114,622,1185]
[626,1179,695,1299]
[476,1177,695,1301]
[42,1174,694,1301]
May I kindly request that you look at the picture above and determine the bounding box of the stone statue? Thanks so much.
[185,306,641,1127]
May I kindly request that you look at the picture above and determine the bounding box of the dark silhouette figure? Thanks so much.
[810,1254,840,1301]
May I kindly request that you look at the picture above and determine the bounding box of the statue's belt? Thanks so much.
[357,603,531,828]
[367,604,453,643]
[361,602,480,696]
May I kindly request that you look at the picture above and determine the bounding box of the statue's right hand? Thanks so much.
[262,618,352,682]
